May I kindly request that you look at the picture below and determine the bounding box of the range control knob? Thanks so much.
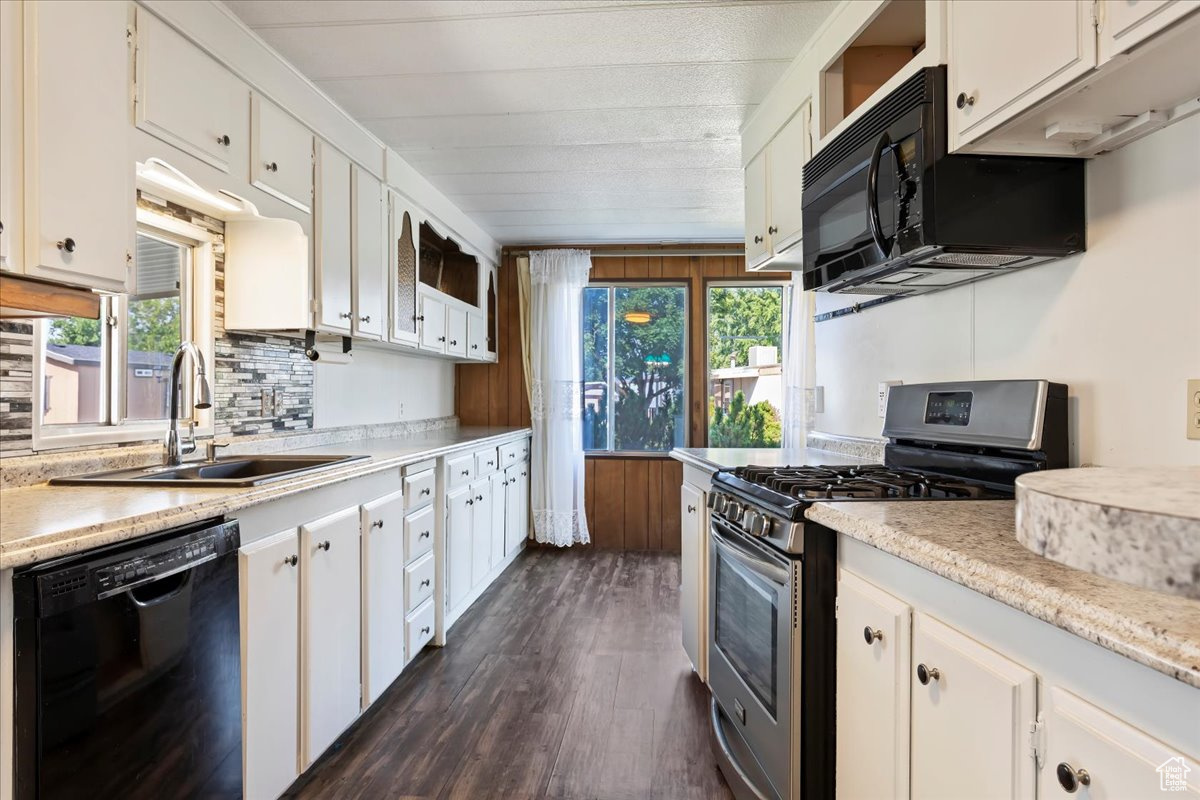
[725,501,743,523]
[750,514,773,538]
[708,493,727,514]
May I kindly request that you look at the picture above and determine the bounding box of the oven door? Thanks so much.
[708,515,795,800]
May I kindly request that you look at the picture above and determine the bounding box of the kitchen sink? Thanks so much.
[50,454,369,487]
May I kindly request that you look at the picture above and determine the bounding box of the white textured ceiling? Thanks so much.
[222,0,838,244]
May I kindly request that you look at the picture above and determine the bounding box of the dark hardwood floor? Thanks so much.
[285,548,733,800]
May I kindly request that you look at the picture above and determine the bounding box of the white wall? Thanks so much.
[313,348,455,428]
[813,114,1200,467]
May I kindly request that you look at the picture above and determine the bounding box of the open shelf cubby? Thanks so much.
[419,221,481,308]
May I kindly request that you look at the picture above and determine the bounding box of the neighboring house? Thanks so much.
[43,344,174,424]
[710,345,782,413]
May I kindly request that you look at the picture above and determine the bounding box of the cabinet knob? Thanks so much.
[420,626,431,635]
[338,311,353,320]
[768,225,778,235]
[371,519,384,529]
[461,469,470,476]
[217,134,231,146]
[421,487,431,496]
[863,627,883,644]
[955,92,976,110]
[687,505,696,513]
[420,578,430,588]
[521,471,527,477]
[466,498,474,506]
[317,540,331,551]
[449,339,458,346]
[283,554,298,567]
[472,344,479,350]
[57,237,76,253]
[753,235,763,244]
[916,663,940,685]
[438,336,446,342]
[1056,763,1090,793]
[414,314,425,322]
[359,315,371,323]
[476,494,484,501]
[265,161,279,172]
[419,531,430,539]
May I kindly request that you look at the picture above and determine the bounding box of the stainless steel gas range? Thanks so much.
[707,379,1068,800]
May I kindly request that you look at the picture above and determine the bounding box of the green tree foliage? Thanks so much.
[613,287,685,451]
[127,297,181,354]
[709,391,782,448]
[708,286,782,370]
[47,317,101,347]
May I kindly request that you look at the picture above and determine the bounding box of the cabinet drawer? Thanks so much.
[405,552,435,613]
[446,453,474,489]
[475,448,499,476]
[406,598,436,660]
[404,469,435,510]
[404,505,435,562]
[499,442,521,468]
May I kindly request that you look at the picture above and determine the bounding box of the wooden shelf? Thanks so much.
[0,273,101,319]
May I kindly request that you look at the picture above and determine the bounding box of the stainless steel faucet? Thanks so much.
[164,341,213,466]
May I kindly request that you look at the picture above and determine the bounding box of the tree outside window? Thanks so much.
[707,285,784,448]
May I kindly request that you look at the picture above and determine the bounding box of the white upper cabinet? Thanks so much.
[836,570,911,800]
[419,290,447,353]
[388,191,421,347]
[134,9,248,176]
[910,612,1038,800]
[445,305,467,358]
[467,313,489,361]
[0,0,22,274]
[1099,0,1200,62]
[251,92,314,212]
[314,141,353,334]
[352,165,385,340]
[765,101,810,259]
[948,0,1098,148]
[22,0,131,292]
[743,149,770,269]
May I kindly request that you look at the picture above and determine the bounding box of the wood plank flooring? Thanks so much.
[285,548,733,800]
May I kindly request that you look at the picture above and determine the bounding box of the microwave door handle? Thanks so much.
[712,525,789,585]
[867,131,892,256]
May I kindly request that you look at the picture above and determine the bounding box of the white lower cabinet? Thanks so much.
[239,530,301,800]
[489,471,507,567]
[446,486,473,613]
[911,612,1038,800]
[405,552,435,613]
[1040,686,1200,797]
[361,490,405,707]
[406,598,436,660]
[300,507,362,769]
[503,460,529,557]
[835,570,911,800]
[470,479,493,587]
[680,481,705,679]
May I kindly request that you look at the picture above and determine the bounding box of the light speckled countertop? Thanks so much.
[0,426,530,570]
[670,446,871,472]
[808,500,1200,688]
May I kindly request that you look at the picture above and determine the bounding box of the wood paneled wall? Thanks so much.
[456,244,790,551]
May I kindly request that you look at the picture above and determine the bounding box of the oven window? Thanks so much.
[714,547,780,717]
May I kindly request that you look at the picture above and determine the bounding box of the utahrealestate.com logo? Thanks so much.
[1158,756,1191,792]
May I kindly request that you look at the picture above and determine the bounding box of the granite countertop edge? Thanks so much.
[807,501,1200,689]
[0,427,532,571]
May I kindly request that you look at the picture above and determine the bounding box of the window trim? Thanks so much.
[582,281,689,456]
[32,209,216,451]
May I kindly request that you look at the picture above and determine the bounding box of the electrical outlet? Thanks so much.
[878,381,902,418]
[260,388,276,418]
[812,386,824,415]
[1188,379,1200,440]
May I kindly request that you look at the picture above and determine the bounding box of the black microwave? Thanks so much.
[800,66,1086,295]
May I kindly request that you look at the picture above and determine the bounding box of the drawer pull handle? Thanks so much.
[420,626,431,635]
[419,531,431,539]
[371,520,384,529]
[284,554,298,567]
[317,540,331,552]
[1056,763,1090,793]
[421,488,431,496]
[916,663,939,685]
[864,627,883,645]
[420,579,430,588]
[461,469,470,476]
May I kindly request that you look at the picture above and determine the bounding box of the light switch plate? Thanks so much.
[878,381,902,417]
[1188,379,1200,440]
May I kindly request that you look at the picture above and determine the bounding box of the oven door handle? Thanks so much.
[711,524,789,585]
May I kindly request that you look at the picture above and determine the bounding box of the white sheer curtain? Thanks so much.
[520,249,592,546]
[781,281,816,449]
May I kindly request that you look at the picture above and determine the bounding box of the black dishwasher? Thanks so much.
[13,518,242,800]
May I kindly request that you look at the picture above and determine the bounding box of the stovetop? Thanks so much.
[730,464,1009,502]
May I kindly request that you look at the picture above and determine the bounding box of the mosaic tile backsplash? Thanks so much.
[0,194,314,456]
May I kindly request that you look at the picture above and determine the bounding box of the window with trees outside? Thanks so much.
[582,284,687,453]
[36,221,208,446]
[707,285,785,448]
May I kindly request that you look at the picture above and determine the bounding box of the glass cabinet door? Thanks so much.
[388,193,419,346]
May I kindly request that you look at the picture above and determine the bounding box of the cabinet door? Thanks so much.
[446,487,473,613]
[948,0,1097,148]
[1040,686,1200,798]
[910,612,1037,800]
[351,166,385,340]
[836,570,911,800]
[505,462,529,556]
[767,100,810,256]
[743,149,770,268]
[445,304,468,358]
[361,490,405,707]
[1099,0,1200,62]
[490,472,507,567]
[680,483,705,677]
[471,478,493,587]
[419,292,447,352]
[23,0,131,292]
[0,0,21,275]
[315,141,352,333]
[134,9,248,176]
[240,530,300,800]
[388,192,420,347]
[251,92,313,212]
[300,507,361,768]
[467,313,489,360]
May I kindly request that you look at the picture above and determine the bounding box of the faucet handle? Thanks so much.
[205,440,230,462]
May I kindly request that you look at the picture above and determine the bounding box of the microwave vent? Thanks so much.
[843,285,912,295]
[917,253,1030,268]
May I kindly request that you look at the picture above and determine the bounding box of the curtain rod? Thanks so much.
[507,247,744,258]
